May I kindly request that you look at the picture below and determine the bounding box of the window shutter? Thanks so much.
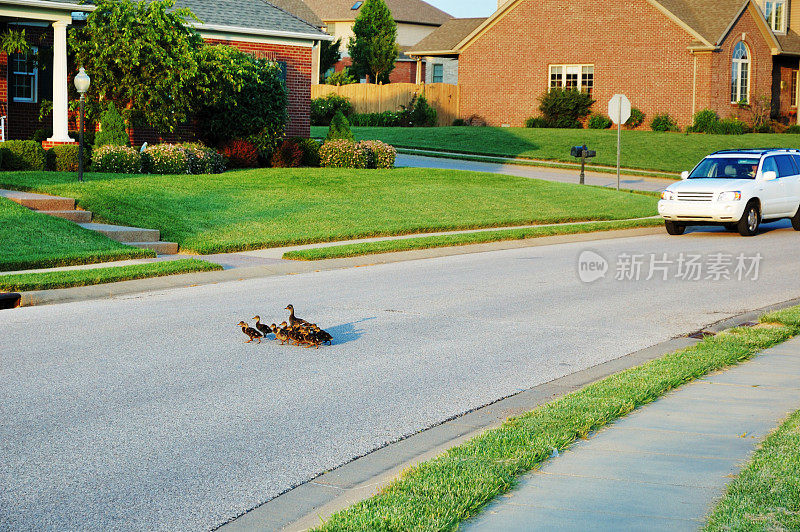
[38,46,53,101]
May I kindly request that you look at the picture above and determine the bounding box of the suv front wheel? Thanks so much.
[792,205,800,231]
[665,221,686,235]
[737,203,760,237]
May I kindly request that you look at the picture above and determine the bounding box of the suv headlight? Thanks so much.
[660,190,675,201]
[718,191,742,202]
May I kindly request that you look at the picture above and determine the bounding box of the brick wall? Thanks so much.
[0,51,7,141]
[458,0,774,128]
[333,57,426,84]
[7,26,53,141]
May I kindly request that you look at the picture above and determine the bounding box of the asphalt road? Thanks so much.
[395,153,677,192]
[2,221,800,530]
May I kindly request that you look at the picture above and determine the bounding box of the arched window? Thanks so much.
[731,42,750,104]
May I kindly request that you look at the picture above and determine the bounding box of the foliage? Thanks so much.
[716,117,749,135]
[347,0,399,83]
[0,140,46,171]
[311,94,354,126]
[538,88,594,129]
[195,45,287,151]
[320,38,342,79]
[32,127,52,143]
[465,115,487,127]
[319,140,371,168]
[45,148,57,171]
[360,140,396,169]
[452,119,466,126]
[349,111,401,127]
[785,124,800,134]
[92,145,142,174]
[221,139,259,169]
[327,111,355,141]
[141,144,191,174]
[69,0,203,133]
[182,143,226,174]
[326,68,358,86]
[94,102,130,148]
[298,138,322,168]
[588,113,612,129]
[0,29,31,55]
[625,107,645,129]
[650,113,680,132]
[0,147,8,170]
[525,116,582,129]
[270,138,305,168]
[399,95,437,127]
[740,95,772,133]
[687,108,720,133]
[52,145,90,172]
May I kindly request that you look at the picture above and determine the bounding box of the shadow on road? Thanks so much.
[326,317,376,345]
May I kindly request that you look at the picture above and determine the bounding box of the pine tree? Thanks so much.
[94,102,130,148]
[347,0,399,84]
[326,111,354,141]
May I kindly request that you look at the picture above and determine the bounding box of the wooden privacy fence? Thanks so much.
[311,83,460,127]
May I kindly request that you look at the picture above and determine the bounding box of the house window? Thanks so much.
[272,61,288,84]
[549,64,594,94]
[731,42,750,104]
[11,47,37,103]
[764,1,787,33]
[792,70,798,107]
[432,64,443,83]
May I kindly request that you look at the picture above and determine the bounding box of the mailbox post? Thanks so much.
[571,144,596,185]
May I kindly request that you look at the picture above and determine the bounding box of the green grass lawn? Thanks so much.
[705,408,800,531]
[309,126,800,174]
[0,258,221,292]
[283,218,662,260]
[0,197,154,272]
[0,169,658,255]
[311,307,800,531]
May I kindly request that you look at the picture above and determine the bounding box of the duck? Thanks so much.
[238,321,263,343]
[285,304,310,327]
[252,315,272,337]
[271,322,291,345]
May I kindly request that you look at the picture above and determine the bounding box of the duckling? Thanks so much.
[271,322,291,345]
[252,315,272,337]
[285,304,310,327]
[238,321,263,343]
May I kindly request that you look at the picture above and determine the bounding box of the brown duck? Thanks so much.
[252,315,271,337]
[238,321,263,343]
[285,304,310,327]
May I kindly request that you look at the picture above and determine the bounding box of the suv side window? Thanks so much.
[775,155,797,178]
[762,156,779,177]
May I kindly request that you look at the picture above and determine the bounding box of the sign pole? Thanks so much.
[616,117,621,191]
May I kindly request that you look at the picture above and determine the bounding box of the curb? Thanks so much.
[217,296,800,532]
[16,227,663,308]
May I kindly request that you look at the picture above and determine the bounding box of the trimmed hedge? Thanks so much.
[319,140,395,169]
[52,144,90,172]
[142,144,190,174]
[92,145,142,174]
[360,140,396,169]
[0,140,46,170]
[183,143,226,174]
[221,139,259,169]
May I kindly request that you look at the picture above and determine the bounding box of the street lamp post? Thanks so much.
[74,67,91,182]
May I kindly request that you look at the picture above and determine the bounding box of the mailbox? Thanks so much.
[571,145,596,158]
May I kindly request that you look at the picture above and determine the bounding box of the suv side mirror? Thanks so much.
[680,171,689,180]
[762,170,778,181]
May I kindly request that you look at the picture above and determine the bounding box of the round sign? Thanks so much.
[608,94,631,125]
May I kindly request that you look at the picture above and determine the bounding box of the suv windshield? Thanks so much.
[689,157,760,179]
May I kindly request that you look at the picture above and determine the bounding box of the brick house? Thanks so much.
[436,0,800,128]
[0,0,331,146]
[407,18,486,85]
[270,0,452,84]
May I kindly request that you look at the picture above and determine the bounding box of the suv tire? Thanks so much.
[665,221,686,235]
[792,205,800,231]
[737,203,760,237]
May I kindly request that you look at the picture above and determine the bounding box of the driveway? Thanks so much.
[2,222,799,530]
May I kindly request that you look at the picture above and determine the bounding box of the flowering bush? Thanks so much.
[182,143,226,174]
[221,139,259,168]
[319,140,370,169]
[311,94,353,126]
[92,145,142,174]
[141,144,190,174]
[270,138,305,168]
[359,140,396,169]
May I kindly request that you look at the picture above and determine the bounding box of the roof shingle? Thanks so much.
[297,0,452,26]
[409,17,485,53]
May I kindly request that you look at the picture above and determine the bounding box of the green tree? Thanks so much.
[347,0,399,84]
[94,102,130,148]
[320,38,342,80]
[69,0,203,133]
[327,111,354,141]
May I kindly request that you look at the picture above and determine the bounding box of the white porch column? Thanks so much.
[48,20,74,143]
[311,42,321,85]
[415,58,423,85]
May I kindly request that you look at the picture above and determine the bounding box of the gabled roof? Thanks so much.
[409,17,485,55]
[265,0,324,27]
[297,0,452,26]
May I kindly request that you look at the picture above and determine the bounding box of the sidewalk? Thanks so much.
[465,337,800,531]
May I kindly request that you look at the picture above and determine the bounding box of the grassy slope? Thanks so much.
[283,218,662,260]
[312,308,800,530]
[309,126,800,174]
[0,169,657,255]
[0,259,221,292]
[0,197,153,272]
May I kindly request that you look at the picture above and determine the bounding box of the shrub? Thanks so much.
[32,127,52,143]
[538,88,594,128]
[650,113,680,132]
[319,140,371,168]
[270,138,305,168]
[327,111,355,141]
[688,109,720,133]
[92,145,141,174]
[525,116,581,129]
[94,102,130,148]
[0,140,46,170]
[785,124,800,134]
[182,143,226,174]
[717,117,749,135]
[588,113,612,129]
[452,118,466,126]
[298,138,321,167]
[141,144,190,174]
[311,94,354,126]
[326,68,358,86]
[221,139,259,168]
[464,115,487,127]
[399,95,437,127]
[45,148,56,171]
[360,140,396,169]
[625,107,645,129]
[52,144,90,172]
[525,117,549,128]
[349,111,401,127]
[0,146,8,169]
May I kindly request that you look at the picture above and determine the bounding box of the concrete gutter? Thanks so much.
[217,295,800,531]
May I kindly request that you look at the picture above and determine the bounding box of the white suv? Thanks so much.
[658,149,800,236]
